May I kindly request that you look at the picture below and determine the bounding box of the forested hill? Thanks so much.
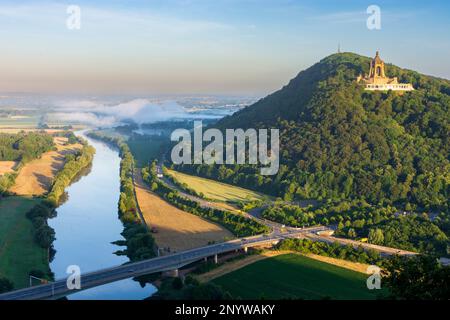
[217,52,449,130]
[190,52,449,211]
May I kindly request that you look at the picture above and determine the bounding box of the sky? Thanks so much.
[1,0,449,96]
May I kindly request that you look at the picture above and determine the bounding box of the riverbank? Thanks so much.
[0,134,95,291]
[46,140,95,206]
[9,137,83,197]
[48,132,156,299]
[86,131,156,262]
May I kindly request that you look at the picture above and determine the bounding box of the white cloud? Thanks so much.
[48,112,117,127]
[50,98,202,126]
[58,100,104,109]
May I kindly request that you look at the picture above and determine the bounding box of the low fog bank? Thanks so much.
[45,97,248,127]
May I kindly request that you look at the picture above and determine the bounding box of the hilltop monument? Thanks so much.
[357,51,414,91]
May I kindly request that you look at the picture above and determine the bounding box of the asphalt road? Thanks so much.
[0,228,324,300]
[0,168,417,300]
[0,222,415,300]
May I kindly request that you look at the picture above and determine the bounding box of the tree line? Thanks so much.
[142,161,270,237]
[163,168,208,200]
[278,238,450,300]
[0,131,54,163]
[87,131,156,262]
[0,131,55,194]
[262,200,448,255]
[46,140,95,205]
[277,238,382,265]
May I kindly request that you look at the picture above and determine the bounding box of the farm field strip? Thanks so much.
[0,161,17,175]
[166,169,270,203]
[9,137,82,196]
[212,253,382,300]
[196,251,371,283]
[133,170,234,253]
[0,197,48,289]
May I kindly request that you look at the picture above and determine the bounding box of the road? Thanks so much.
[304,233,418,257]
[158,168,285,234]
[0,221,417,300]
[0,228,322,300]
[158,166,419,256]
[0,167,418,300]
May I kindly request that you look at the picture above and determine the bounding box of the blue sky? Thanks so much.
[1,0,449,95]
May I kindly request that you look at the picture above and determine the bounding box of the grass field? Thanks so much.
[0,197,49,289]
[0,128,65,134]
[9,137,82,196]
[212,253,383,300]
[134,170,233,253]
[0,116,83,131]
[0,116,40,129]
[166,169,269,203]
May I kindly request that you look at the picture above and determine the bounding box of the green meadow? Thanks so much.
[212,254,384,300]
[167,169,269,203]
[0,197,49,289]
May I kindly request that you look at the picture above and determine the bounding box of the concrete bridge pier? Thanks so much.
[214,254,218,264]
[244,247,248,253]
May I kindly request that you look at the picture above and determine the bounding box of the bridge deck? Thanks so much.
[0,226,417,300]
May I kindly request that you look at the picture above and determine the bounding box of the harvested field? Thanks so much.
[0,161,17,175]
[9,137,82,196]
[134,170,234,253]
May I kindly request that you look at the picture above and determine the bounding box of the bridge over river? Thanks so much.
[0,225,417,300]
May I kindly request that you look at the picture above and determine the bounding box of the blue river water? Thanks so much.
[48,132,157,299]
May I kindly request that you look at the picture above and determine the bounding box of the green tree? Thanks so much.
[368,228,384,245]
[347,228,357,238]
[0,277,13,293]
[383,255,450,300]
[172,277,184,290]
[34,225,56,248]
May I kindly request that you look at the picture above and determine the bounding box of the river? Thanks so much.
[48,132,157,299]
